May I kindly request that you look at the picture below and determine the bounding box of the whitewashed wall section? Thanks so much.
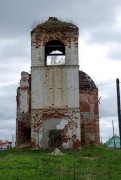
[31,66,79,109]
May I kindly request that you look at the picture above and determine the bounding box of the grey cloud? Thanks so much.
[0,96,16,121]
[85,27,121,45]
[0,83,17,122]
[0,0,121,38]
[0,42,30,85]
[0,83,17,96]
[0,36,30,76]
[0,119,15,130]
[0,38,30,60]
[99,96,117,118]
[0,123,15,140]
[98,83,117,118]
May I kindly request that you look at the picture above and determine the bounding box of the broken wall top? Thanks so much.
[31,17,78,34]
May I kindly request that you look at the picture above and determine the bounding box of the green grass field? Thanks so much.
[0,145,121,179]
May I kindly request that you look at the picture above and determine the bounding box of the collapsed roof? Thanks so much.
[79,71,97,89]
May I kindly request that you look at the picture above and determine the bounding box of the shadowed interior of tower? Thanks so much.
[45,40,65,65]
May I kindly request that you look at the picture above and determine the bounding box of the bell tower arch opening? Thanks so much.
[45,40,65,65]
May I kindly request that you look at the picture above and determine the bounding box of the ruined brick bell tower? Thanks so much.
[31,17,81,148]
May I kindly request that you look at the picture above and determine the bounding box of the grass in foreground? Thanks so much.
[0,145,121,179]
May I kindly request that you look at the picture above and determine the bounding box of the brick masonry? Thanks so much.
[16,17,100,149]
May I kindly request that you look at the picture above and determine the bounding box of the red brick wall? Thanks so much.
[80,88,100,145]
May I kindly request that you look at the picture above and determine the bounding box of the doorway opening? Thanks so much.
[24,127,31,143]
[48,129,62,148]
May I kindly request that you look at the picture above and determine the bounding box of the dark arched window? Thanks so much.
[45,40,65,65]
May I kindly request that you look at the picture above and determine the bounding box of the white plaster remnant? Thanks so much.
[51,148,64,155]
[57,119,68,129]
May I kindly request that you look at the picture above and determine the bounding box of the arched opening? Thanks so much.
[45,40,65,65]
[40,118,68,148]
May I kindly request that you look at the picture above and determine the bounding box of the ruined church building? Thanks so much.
[16,17,100,149]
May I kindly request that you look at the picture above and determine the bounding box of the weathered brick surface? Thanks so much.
[79,71,100,145]
[16,17,100,148]
[31,17,78,67]
[31,109,80,149]
[30,17,81,149]
[16,72,31,146]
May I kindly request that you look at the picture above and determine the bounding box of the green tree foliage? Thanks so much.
[50,55,65,65]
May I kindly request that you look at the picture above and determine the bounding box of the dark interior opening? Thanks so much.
[45,40,65,65]
[24,127,31,142]
[48,129,62,148]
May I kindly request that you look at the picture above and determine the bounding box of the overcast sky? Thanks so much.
[0,0,121,143]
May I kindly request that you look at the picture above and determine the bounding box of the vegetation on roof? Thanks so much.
[32,17,77,31]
